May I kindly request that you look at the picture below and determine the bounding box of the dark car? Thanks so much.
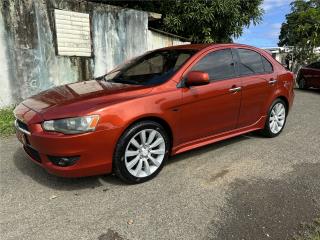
[297,61,320,89]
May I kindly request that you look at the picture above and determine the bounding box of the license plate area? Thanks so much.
[16,128,28,145]
[16,128,42,163]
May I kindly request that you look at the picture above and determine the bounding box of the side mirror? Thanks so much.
[185,71,210,87]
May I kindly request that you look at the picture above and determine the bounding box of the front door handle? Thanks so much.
[269,79,277,84]
[229,86,242,92]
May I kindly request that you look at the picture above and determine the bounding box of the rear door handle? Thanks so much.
[229,86,242,92]
[269,79,277,84]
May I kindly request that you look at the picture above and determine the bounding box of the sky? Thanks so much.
[235,0,292,48]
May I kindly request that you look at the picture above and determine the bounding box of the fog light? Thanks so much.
[48,156,80,167]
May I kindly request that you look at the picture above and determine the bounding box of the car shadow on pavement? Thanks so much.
[13,148,126,191]
[12,132,259,190]
[167,133,255,165]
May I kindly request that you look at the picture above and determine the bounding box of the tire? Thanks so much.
[261,98,287,138]
[113,120,170,184]
[298,77,308,89]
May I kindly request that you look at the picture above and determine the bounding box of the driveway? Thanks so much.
[1,89,319,240]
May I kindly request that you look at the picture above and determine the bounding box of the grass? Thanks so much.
[0,107,15,137]
[294,218,320,240]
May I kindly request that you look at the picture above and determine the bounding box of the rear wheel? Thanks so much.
[113,121,170,184]
[261,99,287,138]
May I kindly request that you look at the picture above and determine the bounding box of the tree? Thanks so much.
[279,0,320,70]
[100,0,263,43]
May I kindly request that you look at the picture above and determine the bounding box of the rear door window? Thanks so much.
[237,49,265,75]
[190,49,236,81]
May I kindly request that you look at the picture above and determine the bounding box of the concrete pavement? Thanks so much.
[1,89,319,240]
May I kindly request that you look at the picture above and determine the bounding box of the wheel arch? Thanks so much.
[276,95,289,113]
[121,116,174,149]
[112,115,173,183]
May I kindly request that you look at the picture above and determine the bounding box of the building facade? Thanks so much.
[0,0,189,107]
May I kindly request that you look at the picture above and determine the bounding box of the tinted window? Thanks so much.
[102,50,196,86]
[191,49,236,80]
[124,54,164,76]
[237,49,264,75]
[262,56,273,73]
[308,62,320,69]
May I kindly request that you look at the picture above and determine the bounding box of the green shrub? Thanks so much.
[0,107,15,137]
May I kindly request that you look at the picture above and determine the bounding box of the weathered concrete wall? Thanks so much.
[0,4,12,106]
[1,0,91,105]
[92,7,148,77]
[0,0,188,108]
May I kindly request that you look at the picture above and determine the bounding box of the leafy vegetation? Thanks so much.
[294,218,320,240]
[0,107,15,137]
[101,0,263,43]
[279,0,320,71]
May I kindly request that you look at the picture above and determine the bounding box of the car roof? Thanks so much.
[160,43,258,51]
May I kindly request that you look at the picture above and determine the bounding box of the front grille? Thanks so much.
[24,145,41,163]
[16,119,29,132]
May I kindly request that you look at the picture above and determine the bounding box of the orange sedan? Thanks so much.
[14,44,294,183]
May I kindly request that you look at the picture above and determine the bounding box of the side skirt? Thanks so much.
[171,116,267,155]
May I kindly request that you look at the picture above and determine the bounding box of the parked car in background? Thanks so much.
[297,61,320,89]
[14,44,295,184]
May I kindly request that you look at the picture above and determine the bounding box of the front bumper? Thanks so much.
[15,125,119,177]
[14,105,120,178]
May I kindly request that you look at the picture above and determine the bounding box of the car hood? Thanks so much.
[22,80,153,120]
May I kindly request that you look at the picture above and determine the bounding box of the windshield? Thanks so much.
[99,49,197,86]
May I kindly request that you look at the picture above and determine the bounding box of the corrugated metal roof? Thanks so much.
[148,27,190,42]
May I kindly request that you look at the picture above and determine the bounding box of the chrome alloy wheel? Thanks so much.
[124,129,166,178]
[269,103,286,134]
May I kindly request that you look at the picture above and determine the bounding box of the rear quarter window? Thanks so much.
[261,56,273,73]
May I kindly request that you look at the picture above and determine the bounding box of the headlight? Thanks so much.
[42,115,100,134]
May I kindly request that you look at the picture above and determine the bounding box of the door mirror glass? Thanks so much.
[185,71,210,86]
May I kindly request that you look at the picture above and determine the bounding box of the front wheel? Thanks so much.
[113,121,170,184]
[261,99,287,138]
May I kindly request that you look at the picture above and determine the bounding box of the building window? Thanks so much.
[54,9,91,57]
